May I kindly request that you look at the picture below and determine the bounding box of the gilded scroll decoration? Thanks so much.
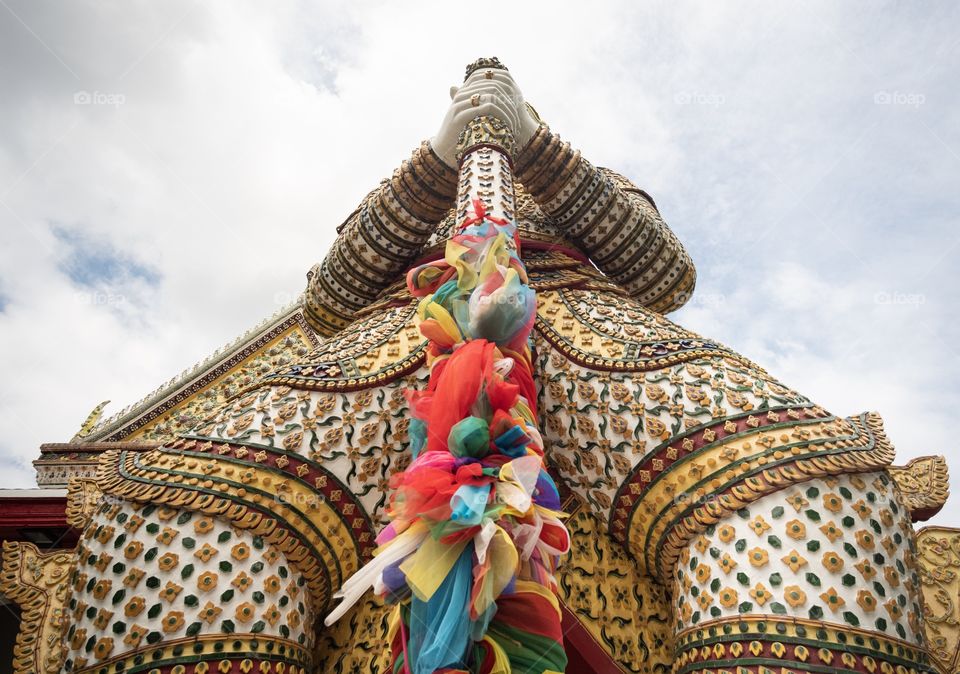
[917,527,960,674]
[890,456,950,522]
[0,541,73,674]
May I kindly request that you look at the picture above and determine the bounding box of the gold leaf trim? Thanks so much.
[71,633,310,674]
[65,477,105,529]
[889,455,950,522]
[0,541,74,674]
[649,412,896,580]
[916,526,960,674]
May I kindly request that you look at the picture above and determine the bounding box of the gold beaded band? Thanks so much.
[454,115,516,165]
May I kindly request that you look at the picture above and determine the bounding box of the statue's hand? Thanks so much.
[431,72,521,166]
[478,68,541,150]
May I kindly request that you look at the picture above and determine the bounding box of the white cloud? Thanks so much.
[1,0,958,526]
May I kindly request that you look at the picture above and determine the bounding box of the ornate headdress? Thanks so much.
[464,56,508,81]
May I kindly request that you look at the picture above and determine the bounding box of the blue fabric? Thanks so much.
[382,561,409,601]
[432,279,463,306]
[470,601,498,642]
[450,483,490,526]
[408,546,475,674]
[448,416,490,458]
[534,470,562,511]
[408,418,427,459]
[452,297,473,340]
[494,424,529,457]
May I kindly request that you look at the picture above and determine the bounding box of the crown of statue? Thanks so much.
[464,56,508,81]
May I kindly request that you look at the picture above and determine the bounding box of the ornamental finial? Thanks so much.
[464,56,508,81]
[71,399,110,440]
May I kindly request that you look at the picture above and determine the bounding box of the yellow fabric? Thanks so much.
[400,535,470,602]
[478,233,507,286]
[386,603,401,644]
[480,636,511,674]
[419,299,462,343]
[445,240,475,289]
[473,526,519,617]
[497,456,540,517]
[513,580,562,620]
[513,400,536,426]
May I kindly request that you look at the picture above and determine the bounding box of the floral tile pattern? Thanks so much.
[673,471,924,646]
[64,500,311,671]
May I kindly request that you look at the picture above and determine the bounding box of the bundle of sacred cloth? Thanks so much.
[325,198,569,673]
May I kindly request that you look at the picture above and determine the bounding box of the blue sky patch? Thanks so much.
[51,224,161,289]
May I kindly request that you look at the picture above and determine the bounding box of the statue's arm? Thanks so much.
[304,73,520,337]
[516,124,696,313]
[303,142,457,336]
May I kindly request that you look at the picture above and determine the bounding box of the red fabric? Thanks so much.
[461,198,509,228]
[493,591,564,642]
[425,340,498,453]
[389,451,489,523]
[406,262,457,297]
[473,641,496,672]
[484,372,519,414]
[490,409,517,440]
[506,361,537,419]
[390,622,409,673]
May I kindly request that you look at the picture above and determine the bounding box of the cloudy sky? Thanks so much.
[1,2,957,525]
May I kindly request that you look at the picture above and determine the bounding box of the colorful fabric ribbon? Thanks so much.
[326,198,568,673]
